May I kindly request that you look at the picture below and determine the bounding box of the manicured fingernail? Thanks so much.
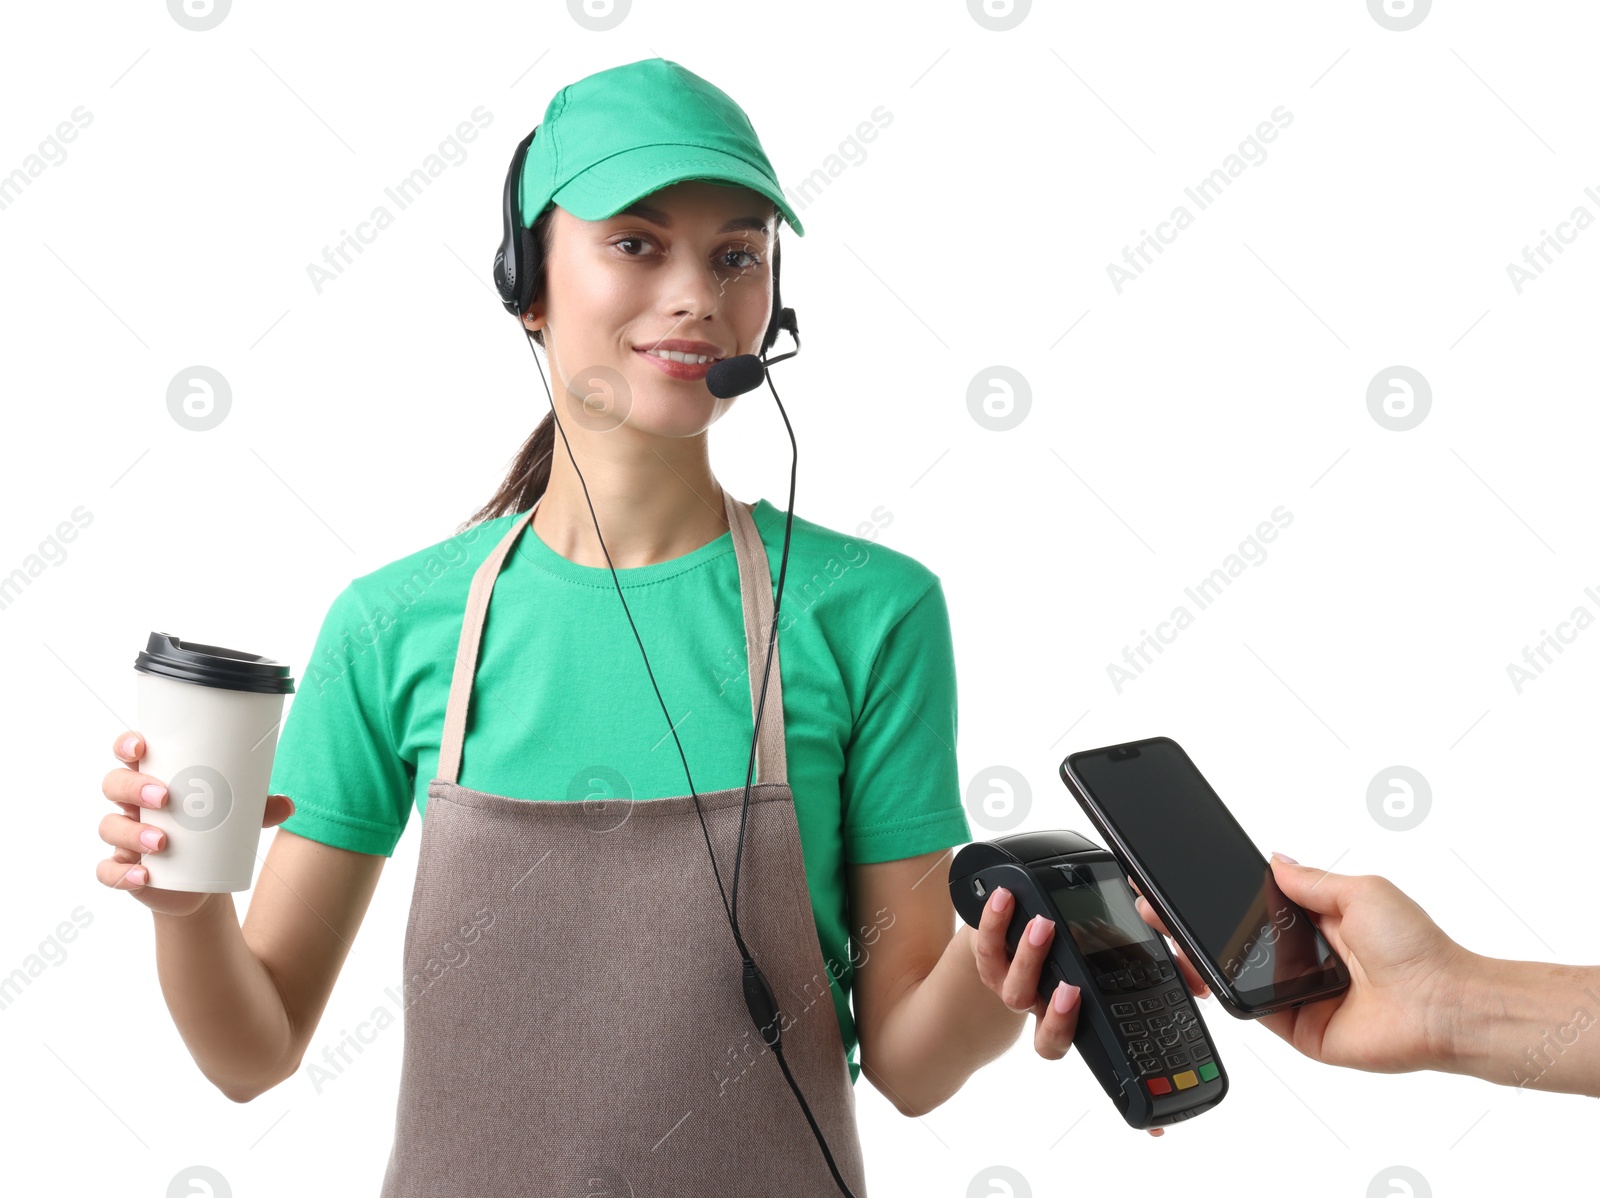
[1271,852,1298,864]
[1052,982,1078,1013]
[142,784,167,805]
[1028,915,1052,946]
[139,829,162,851]
[988,887,1010,912]
[120,736,139,757]
[127,867,147,886]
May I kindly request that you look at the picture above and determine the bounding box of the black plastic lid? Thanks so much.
[134,632,296,695]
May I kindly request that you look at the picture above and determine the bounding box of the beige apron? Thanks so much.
[379,489,869,1197]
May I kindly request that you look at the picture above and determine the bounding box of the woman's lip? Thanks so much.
[633,347,722,380]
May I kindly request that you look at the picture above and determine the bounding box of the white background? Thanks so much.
[5,0,1597,1194]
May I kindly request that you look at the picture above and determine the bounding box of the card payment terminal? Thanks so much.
[950,830,1228,1129]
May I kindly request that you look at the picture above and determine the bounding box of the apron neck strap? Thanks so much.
[727,489,790,791]
[437,488,789,790]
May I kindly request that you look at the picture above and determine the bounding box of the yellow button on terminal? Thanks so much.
[1172,1070,1199,1090]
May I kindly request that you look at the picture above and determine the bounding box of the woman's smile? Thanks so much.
[633,339,728,381]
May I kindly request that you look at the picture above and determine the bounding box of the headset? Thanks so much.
[492,128,854,1197]
[494,126,797,355]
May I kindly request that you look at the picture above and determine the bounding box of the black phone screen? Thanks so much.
[1068,739,1343,1006]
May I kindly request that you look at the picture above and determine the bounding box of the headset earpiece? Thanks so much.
[760,233,784,357]
[495,128,540,318]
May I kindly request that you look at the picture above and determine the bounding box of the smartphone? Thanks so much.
[1059,736,1349,1019]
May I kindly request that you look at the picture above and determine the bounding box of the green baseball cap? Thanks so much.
[517,57,804,238]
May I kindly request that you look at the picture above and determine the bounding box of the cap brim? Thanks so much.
[551,143,804,237]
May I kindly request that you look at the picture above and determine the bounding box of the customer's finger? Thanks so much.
[1132,895,1211,997]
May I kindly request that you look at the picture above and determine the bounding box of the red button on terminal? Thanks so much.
[1145,1076,1173,1095]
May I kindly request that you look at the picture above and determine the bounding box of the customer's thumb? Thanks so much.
[1269,853,1354,916]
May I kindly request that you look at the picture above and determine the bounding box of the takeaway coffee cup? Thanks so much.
[132,632,296,892]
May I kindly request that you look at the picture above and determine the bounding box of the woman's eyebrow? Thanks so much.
[617,202,771,235]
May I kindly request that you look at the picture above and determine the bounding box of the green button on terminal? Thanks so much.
[1198,1061,1219,1082]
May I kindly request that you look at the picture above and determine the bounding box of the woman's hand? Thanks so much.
[971,886,1205,1137]
[1133,855,1475,1075]
[97,730,297,918]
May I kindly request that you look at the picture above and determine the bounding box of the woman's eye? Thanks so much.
[612,237,760,270]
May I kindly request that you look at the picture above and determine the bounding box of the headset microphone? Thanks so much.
[705,309,800,399]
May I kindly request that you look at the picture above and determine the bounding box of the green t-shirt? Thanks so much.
[269,497,971,1087]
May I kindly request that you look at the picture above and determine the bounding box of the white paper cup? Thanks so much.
[133,633,296,893]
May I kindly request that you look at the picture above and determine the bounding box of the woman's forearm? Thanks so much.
[151,894,296,1102]
[862,923,1027,1117]
[1446,954,1600,1097]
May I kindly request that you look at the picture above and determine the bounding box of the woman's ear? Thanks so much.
[521,300,546,335]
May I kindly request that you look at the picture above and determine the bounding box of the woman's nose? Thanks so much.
[663,271,726,320]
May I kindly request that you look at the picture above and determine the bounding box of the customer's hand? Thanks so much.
[970,886,1210,1137]
[1133,855,1474,1075]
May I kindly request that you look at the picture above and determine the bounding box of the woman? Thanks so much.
[96,58,1072,1193]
